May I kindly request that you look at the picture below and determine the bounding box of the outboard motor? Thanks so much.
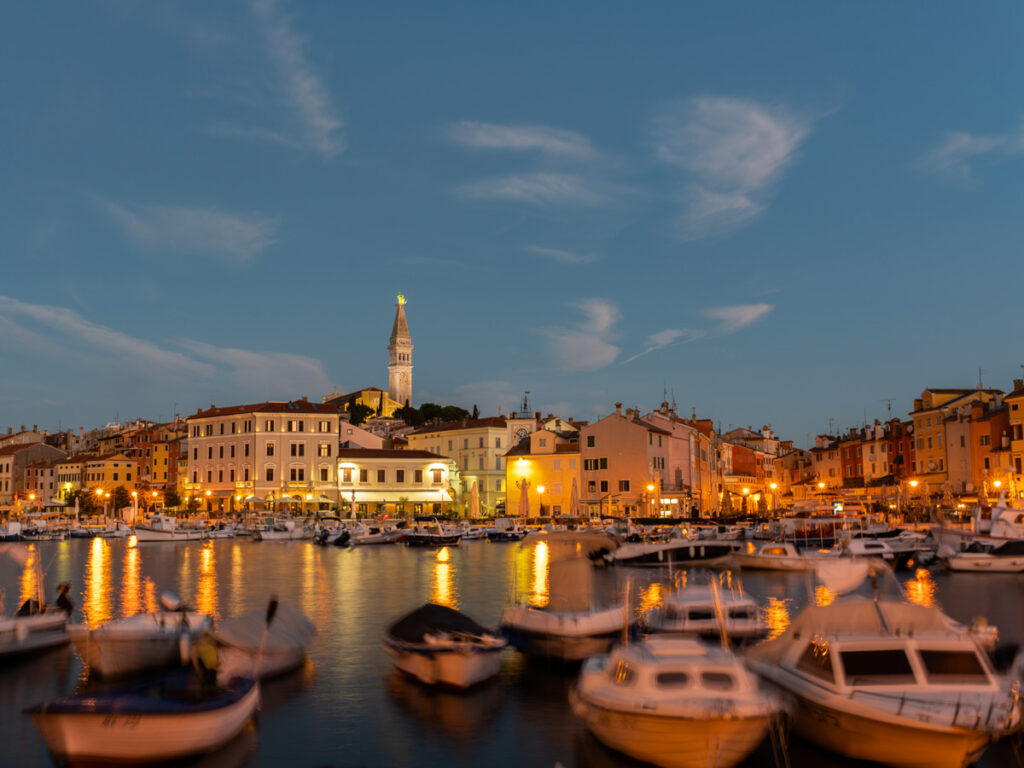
[160,591,183,612]
[333,529,351,547]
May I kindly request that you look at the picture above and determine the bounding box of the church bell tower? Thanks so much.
[388,293,413,408]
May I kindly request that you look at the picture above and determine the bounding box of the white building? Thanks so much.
[337,448,455,516]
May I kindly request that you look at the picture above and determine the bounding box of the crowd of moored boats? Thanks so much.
[3,493,1024,766]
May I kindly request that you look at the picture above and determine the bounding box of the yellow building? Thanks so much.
[323,387,404,419]
[910,388,1002,494]
[504,430,581,516]
[1007,380,1024,501]
[83,453,139,492]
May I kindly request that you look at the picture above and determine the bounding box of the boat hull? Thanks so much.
[28,681,259,762]
[572,691,772,768]
[946,554,1024,573]
[69,612,210,677]
[132,526,208,542]
[405,534,461,547]
[501,605,627,661]
[0,613,69,659]
[385,644,502,688]
[217,644,306,680]
[606,542,738,567]
[786,691,991,768]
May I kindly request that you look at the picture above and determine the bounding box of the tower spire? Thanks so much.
[388,294,413,408]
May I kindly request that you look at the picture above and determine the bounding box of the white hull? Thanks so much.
[732,553,811,571]
[217,644,307,681]
[30,683,259,761]
[386,645,502,688]
[351,532,402,545]
[502,604,627,661]
[0,613,69,658]
[69,612,211,677]
[254,529,312,541]
[946,554,1024,573]
[132,526,208,542]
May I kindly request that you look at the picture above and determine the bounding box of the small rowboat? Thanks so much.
[213,601,315,681]
[26,673,259,762]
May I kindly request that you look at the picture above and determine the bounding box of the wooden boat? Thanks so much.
[213,601,315,681]
[646,583,768,642]
[69,598,212,677]
[745,596,1021,768]
[253,519,312,541]
[26,672,259,762]
[572,637,785,768]
[384,603,506,688]
[501,558,627,661]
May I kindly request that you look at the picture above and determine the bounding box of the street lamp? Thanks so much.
[817,481,825,490]
[537,485,546,516]
[769,482,778,514]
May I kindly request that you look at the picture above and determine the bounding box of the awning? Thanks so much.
[350,490,451,504]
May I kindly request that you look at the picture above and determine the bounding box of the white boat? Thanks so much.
[384,603,506,688]
[603,536,740,567]
[26,672,259,762]
[571,636,785,768]
[0,520,23,541]
[213,601,315,681]
[647,583,768,642]
[745,595,1021,768]
[932,492,1024,549]
[454,522,487,541]
[69,596,212,677]
[206,522,239,540]
[350,521,403,545]
[133,514,210,542]
[253,519,312,541]
[0,610,69,659]
[501,558,627,661]
[733,540,838,571]
[945,540,1024,573]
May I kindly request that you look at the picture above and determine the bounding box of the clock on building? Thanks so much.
[514,427,529,443]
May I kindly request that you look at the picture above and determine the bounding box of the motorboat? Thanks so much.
[841,538,899,564]
[602,535,740,567]
[571,636,786,768]
[312,517,350,546]
[405,523,461,547]
[25,670,259,762]
[932,492,1024,549]
[350,522,403,545]
[133,514,209,542]
[69,593,212,677]
[253,519,313,541]
[733,540,838,571]
[206,522,239,540]
[501,558,627,661]
[213,601,315,681]
[455,522,487,541]
[0,610,70,659]
[944,540,1024,573]
[0,520,23,541]
[646,583,769,642]
[745,594,1021,768]
[486,524,528,542]
[384,603,506,688]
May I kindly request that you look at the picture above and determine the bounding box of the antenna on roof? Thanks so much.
[977,367,986,389]
[880,398,895,417]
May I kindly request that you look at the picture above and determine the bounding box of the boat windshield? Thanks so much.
[763,547,788,556]
[728,607,754,620]
[797,642,834,682]
[840,649,915,685]
[700,672,736,691]
[655,671,690,688]
[918,650,988,684]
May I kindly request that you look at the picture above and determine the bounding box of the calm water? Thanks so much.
[2,537,1024,767]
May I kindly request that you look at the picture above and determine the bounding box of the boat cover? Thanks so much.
[24,673,255,715]
[992,540,1024,557]
[387,603,491,643]
[212,601,314,653]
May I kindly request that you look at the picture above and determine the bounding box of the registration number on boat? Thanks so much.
[101,714,142,730]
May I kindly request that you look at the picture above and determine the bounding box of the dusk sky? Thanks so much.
[2,1,1022,444]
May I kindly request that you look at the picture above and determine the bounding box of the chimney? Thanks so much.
[6,427,11,435]
[615,403,623,417]
[21,425,25,432]
[301,395,308,402]
[914,398,923,412]
[1014,379,1023,391]
[625,408,634,420]
[33,424,37,432]
[534,411,540,420]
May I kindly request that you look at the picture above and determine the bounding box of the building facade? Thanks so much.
[505,429,581,516]
[336,448,455,516]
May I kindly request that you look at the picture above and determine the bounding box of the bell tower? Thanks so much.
[388,293,413,408]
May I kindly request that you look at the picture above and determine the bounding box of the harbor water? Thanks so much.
[2,537,1023,767]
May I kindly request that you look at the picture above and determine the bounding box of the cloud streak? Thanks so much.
[920,119,1024,177]
[543,299,621,371]
[524,245,597,265]
[703,303,774,333]
[653,96,812,239]
[449,121,595,160]
[101,200,279,262]
[458,172,607,206]
[0,296,328,395]
[622,328,701,363]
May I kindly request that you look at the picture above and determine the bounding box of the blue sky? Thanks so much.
[2,1,1023,443]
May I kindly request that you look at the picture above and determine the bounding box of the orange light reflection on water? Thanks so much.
[904,568,935,607]
[85,536,112,628]
[638,582,665,616]
[19,544,37,606]
[121,544,142,617]
[764,596,791,639]
[814,585,836,607]
[529,541,549,607]
[196,541,218,618]
[431,547,456,608]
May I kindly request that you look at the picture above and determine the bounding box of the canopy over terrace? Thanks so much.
[347,489,452,516]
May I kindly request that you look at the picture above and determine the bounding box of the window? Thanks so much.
[320,468,329,482]
[415,469,423,483]
[396,469,406,483]
[244,468,249,481]
[599,458,608,469]
[539,438,547,447]
[319,421,330,433]
[342,468,352,482]
[193,448,198,460]
[960,435,965,447]
[265,467,274,481]
[587,436,595,447]
[700,672,735,691]
[218,446,223,459]
[290,468,305,482]
[319,444,331,457]
[553,459,561,471]
[495,438,501,448]
[448,440,453,451]
[360,469,368,482]
[230,445,235,458]
[463,439,468,449]
[797,642,834,682]
[495,457,501,471]
[619,480,630,492]
[980,434,991,446]
[208,447,213,460]
[656,672,690,688]
[927,437,932,450]
[377,469,386,483]
[432,469,442,484]
[244,444,250,457]
[600,480,608,492]
[266,443,275,457]
[478,457,484,470]
[569,458,576,470]
[290,443,304,457]
[918,650,987,684]
[218,470,223,482]
[207,470,212,482]
[839,650,915,685]
[265,420,275,432]
[478,437,484,448]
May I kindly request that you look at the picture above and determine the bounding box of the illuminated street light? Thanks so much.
[817,482,825,489]
[909,480,919,488]
[770,483,778,490]
[742,487,750,495]
[994,480,1003,488]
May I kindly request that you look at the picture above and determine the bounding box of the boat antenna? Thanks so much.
[622,577,631,646]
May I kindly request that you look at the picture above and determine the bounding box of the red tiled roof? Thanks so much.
[337,449,447,460]
[191,401,339,419]
[408,417,507,435]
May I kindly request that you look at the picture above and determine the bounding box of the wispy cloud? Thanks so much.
[543,298,621,372]
[622,328,701,363]
[703,303,774,333]
[458,172,607,207]
[100,199,279,262]
[524,245,597,265]
[0,296,328,395]
[449,122,596,160]
[920,119,1024,177]
[653,96,812,239]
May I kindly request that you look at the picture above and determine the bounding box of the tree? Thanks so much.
[347,395,373,426]
[112,485,132,514]
[163,488,181,509]
[395,403,425,426]
[378,390,385,416]
[66,488,97,516]
[471,404,480,419]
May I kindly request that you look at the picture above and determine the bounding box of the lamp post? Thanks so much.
[536,485,546,516]
[131,491,138,525]
[769,482,778,515]
[646,483,655,517]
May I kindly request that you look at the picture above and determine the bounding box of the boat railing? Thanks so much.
[848,687,1018,731]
